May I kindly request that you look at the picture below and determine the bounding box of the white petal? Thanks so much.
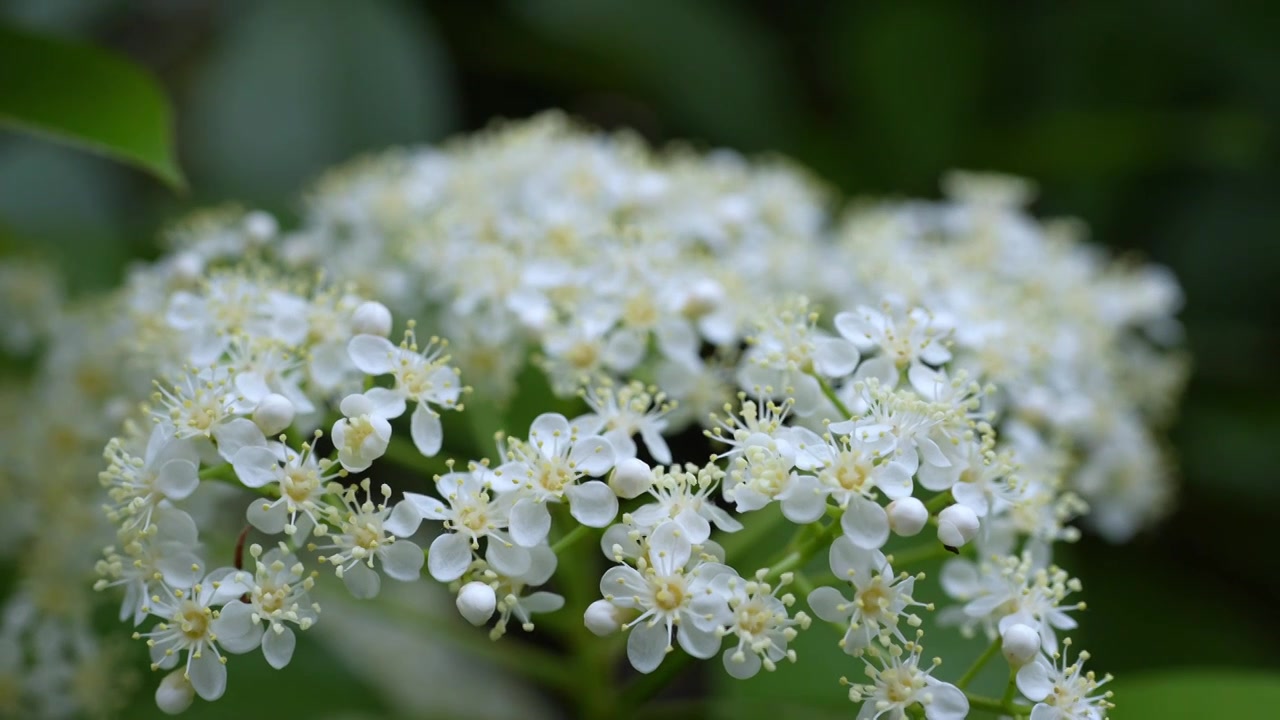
[486,541,531,577]
[246,498,287,535]
[674,508,711,545]
[841,497,890,550]
[923,679,970,720]
[813,336,861,377]
[509,499,553,547]
[677,624,722,659]
[939,559,981,598]
[410,403,443,457]
[186,647,227,701]
[211,418,267,463]
[427,532,472,582]
[646,522,691,576]
[1030,705,1063,720]
[400,491,449,521]
[566,481,619,527]
[520,544,559,585]
[808,586,855,624]
[262,626,296,670]
[347,334,398,375]
[232,446,281,489]
[365,386,407,420]
[569,436,616,477]
[211,602,261,654]
[384,500,422,538]
[155,458,199,500]
[723,646,763,679]
[627,621,669,674]
[874,462,914,500]
[529,413,570,458]
[379,539,424,581]
[342,561,381,599]
[779,475,827,524]
[828,535,882,581]
[639,425,672,465]
[519,591,565,614]
[1016,656,1055,701]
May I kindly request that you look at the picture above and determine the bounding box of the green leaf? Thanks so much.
[0,24,184,188]
[1111,670,1280,719]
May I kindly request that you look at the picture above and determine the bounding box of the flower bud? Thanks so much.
[584,599,623,636]
[169,251,204,283]
[887,497,928,536]
[456,581,497,626]
[609,457,652,499]
[937,504,980,548]
[155,669,195,715]
[1002,623,1040,667]
[252,393,295,435]
[352,301,393,337]
[243,210,278,242]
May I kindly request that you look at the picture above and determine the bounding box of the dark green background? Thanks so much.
[2,1,1277,717]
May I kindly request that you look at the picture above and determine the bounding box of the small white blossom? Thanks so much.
[310,480,424,598]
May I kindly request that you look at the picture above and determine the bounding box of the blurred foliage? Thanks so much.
[0,23,183,187]
[1,0,1277,716]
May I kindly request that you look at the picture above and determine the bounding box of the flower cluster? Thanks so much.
[0,115,1185,717]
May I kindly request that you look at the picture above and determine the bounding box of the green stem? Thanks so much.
[551,524,591,554]
[956,637,1001,689]
[964,692,1026,716]
[812,372,853,419]
[1002,666,1020,707]
[924,490,953,514]
[887,541,953,568]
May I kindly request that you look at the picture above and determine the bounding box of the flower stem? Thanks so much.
[551,524,591,554]
[956,637,1001,689]
[812,373,853,419]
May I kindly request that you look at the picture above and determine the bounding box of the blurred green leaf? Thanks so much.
[185,0,456,204]
[1111,670,1280,719]
[0,24,184,188]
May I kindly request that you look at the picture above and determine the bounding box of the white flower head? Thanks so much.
[1015,640,1114,720]
[842,636,969,720]
[309,479,424,598]
[214,544,319,669]
[715,570,811,679]
[331,393,394,472]
[576,380,675,464]
[628,463,742,543]
[807,536,931,655]
[402,469,526,582]
[492,413,617,545]
[133,568,250,702]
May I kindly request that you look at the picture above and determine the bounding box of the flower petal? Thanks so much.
[187,647,227,701]
[509,498,552,547]
[342,561,381,599]
[566,481,619,528]
[627,621,669,674]
[262,626,296,670]
[379,539,424,582]
[841,496,889,550]
[529,413,570,458]
[232,446,281,489]
[427,532,472,582]
[410,403,442,457]
[807,586,853,623]
[569,436,616,477]
[347,334,398,375]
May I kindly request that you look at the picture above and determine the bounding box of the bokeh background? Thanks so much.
[2,1,1277,717]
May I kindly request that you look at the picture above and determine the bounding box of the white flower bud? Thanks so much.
[244,210,278,242]
[887,497,928,536]
[252,393,295,435]
[584,599,623,636]
[456,581,497,626]
[937,504,980,548]
[352,301,393,337]
[169,251,204,283]
[609,457,653,499]
[1001,623,1041,667]
[155,669,195,715]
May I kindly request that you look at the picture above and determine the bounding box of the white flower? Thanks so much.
[214,545,318,669]
[715,571,811,679]
[738,297,859,415]
[793,427,915,549]
[937,504,980,548]
[843,639,969,720]
[1002,623,1040,667]
[234,436,343,537]
[487,545,565,639]
[94,508,204,625]
[331,393,394,472]
[609,457,654,499]
[629,463,742,543]
[310,480,424,598]
[722,433,807,517]
[939,553,1083,653]
[402,470,526,582]
[576,381,674,464]
[492,413,617,545]
[154,669,195,715]
[833,303,951,374]
[99,425,200,532]
[346,329,462,456]
[1015,642,1113,720]
[134,568,250,702]
[600,523,735,673]
[807,536,928,655]
[152,366,254,441]
[456,582,497,626]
